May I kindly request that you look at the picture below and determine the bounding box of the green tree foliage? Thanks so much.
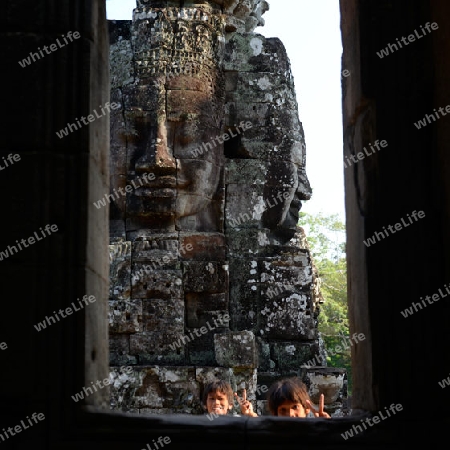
[298,212,352,393]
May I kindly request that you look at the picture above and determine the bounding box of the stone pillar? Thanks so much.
[0,0,110,436]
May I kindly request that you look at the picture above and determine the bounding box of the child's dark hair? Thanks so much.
[266,377,311,416]
[202,380,234,407]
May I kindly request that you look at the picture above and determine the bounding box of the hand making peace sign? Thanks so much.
[234,388,258,417]
[306,393,331,418]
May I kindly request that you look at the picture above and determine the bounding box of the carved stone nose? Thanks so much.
[135,123,176,175]
[135,145,176,173]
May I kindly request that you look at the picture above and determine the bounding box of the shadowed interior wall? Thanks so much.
[342,0,450,415]
[0,0,110,439]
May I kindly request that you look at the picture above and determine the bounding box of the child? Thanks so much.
[266,377,331,418]
[202,380,236,418]
[202,380,258,418]
[235,377,331,418]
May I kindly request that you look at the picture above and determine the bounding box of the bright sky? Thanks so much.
[106,0,345,223]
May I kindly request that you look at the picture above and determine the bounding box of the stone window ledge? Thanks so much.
[71,406,423,447]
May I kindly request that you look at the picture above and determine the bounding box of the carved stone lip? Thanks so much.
[290,198,301,210]
[135,175,177,189]
[284,199,303,227]
[175,179,191,189]
[289,206,301,219]
[132,187,176,198]
[175,173,194,189]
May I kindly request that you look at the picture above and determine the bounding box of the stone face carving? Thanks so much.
[124,3,226,233]
[108,0,335,415]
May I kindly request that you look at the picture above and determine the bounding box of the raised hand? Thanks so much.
[306,393,331,418]
[234,388,258,417]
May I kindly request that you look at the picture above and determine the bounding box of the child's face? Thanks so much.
[205,390,231,415]
[276,400,309,417]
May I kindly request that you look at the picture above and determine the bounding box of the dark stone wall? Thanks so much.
[1,0,111,440]
[342,0,450,416]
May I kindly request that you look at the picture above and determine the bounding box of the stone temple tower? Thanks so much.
[107,0,341,415]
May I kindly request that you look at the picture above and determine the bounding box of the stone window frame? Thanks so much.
[71,0,379,446]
